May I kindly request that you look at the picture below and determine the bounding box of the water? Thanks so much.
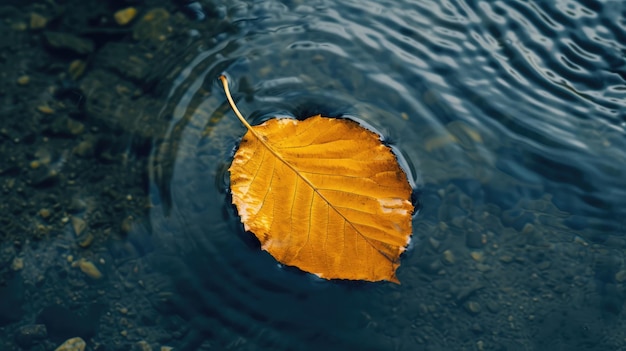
[85,0,626,350]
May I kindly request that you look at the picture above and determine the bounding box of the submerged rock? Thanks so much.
[54,337,85,351]
[43,31,94,55]
[15,324,47,348]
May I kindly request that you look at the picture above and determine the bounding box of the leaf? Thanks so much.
[219,76,414,283]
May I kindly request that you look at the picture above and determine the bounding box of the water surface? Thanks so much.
[145,0,626,350]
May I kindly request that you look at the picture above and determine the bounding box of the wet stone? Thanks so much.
[114,7,138,26]
[30,13,47,29]
[11,257,23,271]
[54,337,85,351]
[522,223,535,235]
[11,22,28,31]
[133,8,171,42]
[16,75,30,85]
[499,255,514,263]
[97,43,152,81]
[37,105,55,114]
[67,119,85,135]
[442,250,455,265]
[537,261,551,270]
[455,282,485,303]
[71,217,86,236]
[485,301,500,313]
[465,301,481,315]
[15,324,48,348]
[475,263,491,272]
[68,198,86,213]
[134,340,152,351]
[73,140,94,157]
[121,216,134,234]
[43,31,94,55]
[431,279,451,292]
[429,237,440,250]
[77,233,95,248]
[416,256,443,275]
[39,208,51,219]
[451,216,465,228]
[74,259,103,279]
[615,270,626,283]
[470,251,484,262]
[68,59,87,80]
[45,117,85,137]
[31,169,60,187]
[0,247,16,267]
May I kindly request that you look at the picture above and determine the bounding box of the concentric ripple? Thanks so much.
[145,0,626,349]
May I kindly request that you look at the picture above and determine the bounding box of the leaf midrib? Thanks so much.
[219,75,397,264]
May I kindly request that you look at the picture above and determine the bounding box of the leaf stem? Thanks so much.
[219,75,253,131]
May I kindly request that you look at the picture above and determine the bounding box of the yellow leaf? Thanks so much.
[220,76,414,283]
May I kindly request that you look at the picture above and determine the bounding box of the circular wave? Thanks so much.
[144,0,626,349]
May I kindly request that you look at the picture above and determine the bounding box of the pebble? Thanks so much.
[615,270,626,283]
[30,13,48,29]
[12,21,28,31]
[475,263,491,272]
[431,279,451,292]
[485,301,500,313]
[470,251,483,262]
[73,140,94,157]
[442,250,455,265]
[67,119,85,135]
[71,217,86,236]
[15,324,47,347]
[428,237,440,250]
[476,340,484,351]
[39,208,51,219]
[133,8,171,42]
[77,232,95,248]
[11,257,24,271]
[121,216,134,234]
[74,259,103,279]
[135,340,152,351]
[55,337,85,351]
[499,255,513,263]
[522,223,535,234]
[37,105,55,114]
[114,7,138,26]
[438,221,448,231]
[537,261,551,270]
[455,282,484,302]
[68,60,87,80]
[465,301,481,314]
[43,31,95,55]
[17,75,30,85]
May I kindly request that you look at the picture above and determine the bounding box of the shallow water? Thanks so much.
[139,0,626,350]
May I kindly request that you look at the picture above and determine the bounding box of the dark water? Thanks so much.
[137,0,626,350]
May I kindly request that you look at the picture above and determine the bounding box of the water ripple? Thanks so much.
[145,0,626,349]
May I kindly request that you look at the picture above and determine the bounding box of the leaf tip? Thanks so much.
[389,275,401,284]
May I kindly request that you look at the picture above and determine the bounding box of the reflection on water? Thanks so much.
[144,0,626,350]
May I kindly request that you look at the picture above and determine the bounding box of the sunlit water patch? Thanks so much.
[142,0,626,349]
